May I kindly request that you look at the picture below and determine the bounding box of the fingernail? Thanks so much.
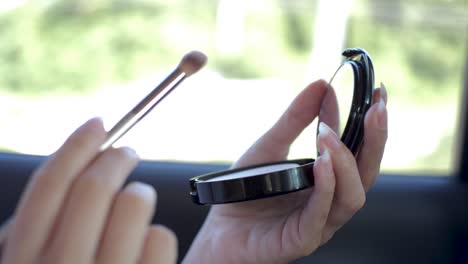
[85,117,105,131]
[318,122,340,151]
[72,117,105,139]
[319,149,330,163]
[125,182,156,202]
[92,116,104,124]
[380,82,387,104]
[120,146,140,159]
[377,100,387,129]
[319,122,334,136]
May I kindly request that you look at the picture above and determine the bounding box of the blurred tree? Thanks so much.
[47,0,114,15]
[279,0,314,53]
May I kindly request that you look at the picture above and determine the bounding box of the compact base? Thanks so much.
[190,159,315,205]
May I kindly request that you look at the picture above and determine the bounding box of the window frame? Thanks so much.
[458,37,468,182]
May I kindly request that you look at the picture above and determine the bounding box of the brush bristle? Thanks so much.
[178,51,207,76]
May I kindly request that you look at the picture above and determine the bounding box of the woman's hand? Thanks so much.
[183,80,388,264]
[1,118,177,264]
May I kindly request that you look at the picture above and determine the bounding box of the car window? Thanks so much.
[0,0,466,175]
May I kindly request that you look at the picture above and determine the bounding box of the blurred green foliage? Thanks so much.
[0,0,465,97]
[0,0,218,94]
[0,0,317,94]
[347,8,466,104]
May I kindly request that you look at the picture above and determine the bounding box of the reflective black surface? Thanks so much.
[320,48,374,154]
[190,159,314,204]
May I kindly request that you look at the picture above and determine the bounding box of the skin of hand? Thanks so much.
[183,79,388,264]
[0,118,177,264]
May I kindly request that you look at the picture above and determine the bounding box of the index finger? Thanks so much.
[3,118,106,263]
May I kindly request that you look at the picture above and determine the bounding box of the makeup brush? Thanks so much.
[0,52,207,251]
[101,50,207,150]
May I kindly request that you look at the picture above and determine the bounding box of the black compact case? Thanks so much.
[190,48,374,205]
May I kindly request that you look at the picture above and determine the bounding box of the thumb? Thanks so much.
[233,80,327,168]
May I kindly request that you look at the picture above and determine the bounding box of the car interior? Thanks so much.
[0,1,467,263]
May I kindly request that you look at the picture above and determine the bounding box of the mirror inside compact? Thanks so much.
[190,48,374,205]
[320,62,355,138]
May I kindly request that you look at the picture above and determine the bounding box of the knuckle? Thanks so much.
[295,230,325,257]
[343,193,366,214]
[363,173,379,191]
[320,230,336,246]
[357,190,367,208]
[318,208,330,225]
[29,167,61,194]
[297,240,320,258]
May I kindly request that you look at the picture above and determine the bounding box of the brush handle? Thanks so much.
[101,69,185,150]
